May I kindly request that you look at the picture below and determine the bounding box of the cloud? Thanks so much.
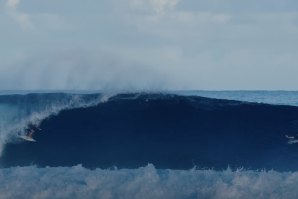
[129,0,180,15]
[5,0,33,30]
[6,0,19,8]
[149,0,180,14]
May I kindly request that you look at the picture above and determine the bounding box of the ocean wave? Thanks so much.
[0,93,112,156]
[1,93,298,171]
[0,164,297,199]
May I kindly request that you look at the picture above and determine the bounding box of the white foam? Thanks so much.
[0,164,297,199]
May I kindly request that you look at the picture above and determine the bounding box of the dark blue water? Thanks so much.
[1,93,298,171]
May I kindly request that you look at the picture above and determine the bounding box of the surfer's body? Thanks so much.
[19,124,41,142]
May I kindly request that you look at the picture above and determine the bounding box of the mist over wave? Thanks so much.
[1,164,298,199]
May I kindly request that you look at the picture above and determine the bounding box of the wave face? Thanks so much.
[1,93,298,171]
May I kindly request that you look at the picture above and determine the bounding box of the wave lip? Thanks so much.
[1,164,298,199]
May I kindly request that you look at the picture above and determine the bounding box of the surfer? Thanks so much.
[25,124,40,135]
[27,123,42,132]
[26,129,34,139]
[20,124,42,142]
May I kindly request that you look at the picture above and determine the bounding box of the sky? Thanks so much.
[0,0,298,90]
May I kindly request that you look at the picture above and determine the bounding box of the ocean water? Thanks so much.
[1,91,298,199]
[175,90,298,106]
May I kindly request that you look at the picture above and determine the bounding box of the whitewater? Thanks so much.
[1,91,298,199]
[2,164,298,199]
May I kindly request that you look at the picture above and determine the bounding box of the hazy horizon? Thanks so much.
[1,0,297,90]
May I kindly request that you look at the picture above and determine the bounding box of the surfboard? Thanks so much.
[19,135,36,142]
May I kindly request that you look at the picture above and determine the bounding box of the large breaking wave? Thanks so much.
[1,93,298,170]
[1,92,298,199]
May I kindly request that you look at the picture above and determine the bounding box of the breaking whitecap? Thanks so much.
[1,164,298,199]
